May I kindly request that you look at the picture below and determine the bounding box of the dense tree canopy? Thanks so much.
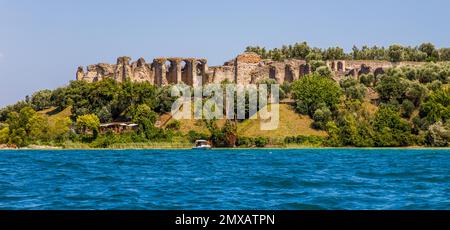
[291,74,342,116]
[0,79,178,147]
[246,41,450,62]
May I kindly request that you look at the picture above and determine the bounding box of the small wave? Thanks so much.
[357,170,420,178]
[91,175,116,181]
[273,202,327,210]
[257,179,298,188]
[56,162,84,170]
[417,175,450,183]
[298,180,328,187]
[112,159,127,165]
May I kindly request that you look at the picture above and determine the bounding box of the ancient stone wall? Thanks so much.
[77,53,429,86]
[77,57,209,86]
[234,53,262,84]
[130,58,153,83]
[208,66,234,83]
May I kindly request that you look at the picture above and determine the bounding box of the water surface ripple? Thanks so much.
[0,149,449,210]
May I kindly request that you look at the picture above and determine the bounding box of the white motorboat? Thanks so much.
[192,140,212,150]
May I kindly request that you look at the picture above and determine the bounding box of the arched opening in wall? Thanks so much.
[374,67,385,77]
[181,60,188,85]
[346,69,357,77]
[165,60,174,84]
[337,62,344,72]
[269,66,277,80]
[331,62,336,71]
[284,65,294,83]
[358,64,371,76]
[299,64,310,76]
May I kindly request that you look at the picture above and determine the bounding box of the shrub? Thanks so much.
[359,73,375,87]
[254,136,269,147]
[166,120,181,131]
[312,107,332,130]
[425,122,450,147]
[401,99,415,118]
[284,135,325,146]
[187,130,209,143]
[340,77,367,100]
[236,137,254,147]
[315,66,332,78]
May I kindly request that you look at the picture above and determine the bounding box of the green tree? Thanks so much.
[50,117,72,141]
[9,128,27,147]
[132,104,158,139]
[205,119,237,147]
[305,52,323,61]
[416,63,449,84]
[353,121,376,147]
[340,78,367,100]
[425,121,449,147]
[418,42,439,61]
[18,107,37,133]
[388,45,405,62]
[420,86,450,123]
[323,47,345,60]
[292,74,342,116]
[0,127,9,144]
[154,86,177,114]
[405,81,427,106]
[375,74,408,102]
[2,106,51,146]
[312,107,332,130]
[325,121,342,146]
[30,89,53,111]
[315,66,332,78]
[439,48,450,61]
[292,42,311,59]
[337,113,358,146]
[76,114,100,138]
[28,113,49,140]
[359,73,375,87]
[0,100,30,122]
[401,99,415,118]
[222,120,237,147]
[372,106,414,146]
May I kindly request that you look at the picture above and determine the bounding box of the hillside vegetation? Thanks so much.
[237,104,327,138]
[1,43,449,148]
[246,41,450,62]
[163,104,326,145]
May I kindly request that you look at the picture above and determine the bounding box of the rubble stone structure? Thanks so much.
[77,53,426,86]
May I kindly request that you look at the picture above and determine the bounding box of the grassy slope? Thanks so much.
[38,104,327,142]
[237,104,327,138]
[170,104,327,139]
[38,106,72,126]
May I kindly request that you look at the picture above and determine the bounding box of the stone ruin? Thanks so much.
[76,52,426,86]
[76,56,208,86]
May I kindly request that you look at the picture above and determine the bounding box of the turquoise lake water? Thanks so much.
[0,149,449,210]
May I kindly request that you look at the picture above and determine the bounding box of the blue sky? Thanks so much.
[0,0,449,107]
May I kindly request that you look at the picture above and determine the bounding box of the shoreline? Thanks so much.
[1,146,449,151]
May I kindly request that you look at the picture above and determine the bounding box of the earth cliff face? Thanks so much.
[76,52,426,86]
